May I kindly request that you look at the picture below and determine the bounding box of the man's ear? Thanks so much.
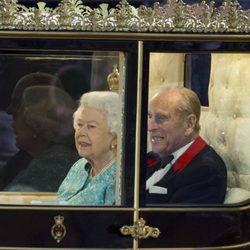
[184,114,197,136]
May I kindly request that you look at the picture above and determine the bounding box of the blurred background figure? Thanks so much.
[5,85,79,192]
[0,111,17,169]
[0,72,67,190]
[0,72,79,190]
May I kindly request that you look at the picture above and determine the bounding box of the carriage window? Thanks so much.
[146,52,250,205]
[0,51,126,206]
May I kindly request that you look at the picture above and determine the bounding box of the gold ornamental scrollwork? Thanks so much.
[51,215,67,243]
[1,0,250,33]
[120,218,160,240]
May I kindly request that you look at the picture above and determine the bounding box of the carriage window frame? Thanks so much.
[0,1,249,249]
[0,1,247,209]
[0,38,139,208]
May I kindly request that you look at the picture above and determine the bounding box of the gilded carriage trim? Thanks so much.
[1,0,250,33]
[0,205,135,211]
[0,241,249,249]
[139,204,250,212]
[51,215,66,243]
[133,41,144,250]
[120,218,160,239]
[0,204,248,211]
[2,31,250,41]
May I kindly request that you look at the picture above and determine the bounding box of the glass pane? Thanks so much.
[145,52,250,205]
[0,51,126,206]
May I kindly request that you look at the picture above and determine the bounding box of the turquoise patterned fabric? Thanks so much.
[56,158,118,205]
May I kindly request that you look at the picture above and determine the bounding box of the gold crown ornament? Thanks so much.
[107,65,119,91]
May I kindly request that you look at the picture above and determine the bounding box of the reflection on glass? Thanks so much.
[5,84,79,192]
[0,52,125,206]
[146,53,250,205]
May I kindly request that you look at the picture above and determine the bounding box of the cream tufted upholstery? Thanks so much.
[148,53,185,98]
[201,54,250,204]
[148,53,250,203]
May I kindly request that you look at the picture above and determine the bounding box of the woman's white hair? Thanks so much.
[22,85,76,145]
[73,91,119,136]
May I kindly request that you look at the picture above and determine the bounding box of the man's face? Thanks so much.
[148,94,189,157]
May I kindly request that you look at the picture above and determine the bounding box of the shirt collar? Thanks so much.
[172,140,194,164]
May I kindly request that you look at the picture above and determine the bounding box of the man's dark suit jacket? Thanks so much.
[146,137,227,204]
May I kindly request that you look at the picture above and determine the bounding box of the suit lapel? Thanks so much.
[173,136,207,173]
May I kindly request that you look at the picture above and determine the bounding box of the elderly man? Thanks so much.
[146,87,227,204]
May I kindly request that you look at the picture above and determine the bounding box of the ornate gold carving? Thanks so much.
[107,65,119,91]
[51,215,66,243]
[120,218,160,239]
[1,0,250,33]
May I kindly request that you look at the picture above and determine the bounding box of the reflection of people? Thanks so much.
[56,91,119,205]
[4,85,79,192]
[0,72,64,189]
[0,111,18,169]
[146,87,227,204]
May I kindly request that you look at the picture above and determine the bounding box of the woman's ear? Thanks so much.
[110,135,117,149]
[184,114,197,136]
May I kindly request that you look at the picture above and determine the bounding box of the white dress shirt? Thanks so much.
[146,140,194,194]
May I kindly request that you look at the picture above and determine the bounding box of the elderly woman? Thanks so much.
[56,91,119,205]
[5,85,79,192]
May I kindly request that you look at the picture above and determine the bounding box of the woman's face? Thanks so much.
[74,107,116,163]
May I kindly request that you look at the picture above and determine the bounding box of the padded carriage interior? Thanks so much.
[149,52,250,204]
[0,53,249,205]
[200,54,250,204]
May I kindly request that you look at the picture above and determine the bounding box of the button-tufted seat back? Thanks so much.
[201,54,250,203]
